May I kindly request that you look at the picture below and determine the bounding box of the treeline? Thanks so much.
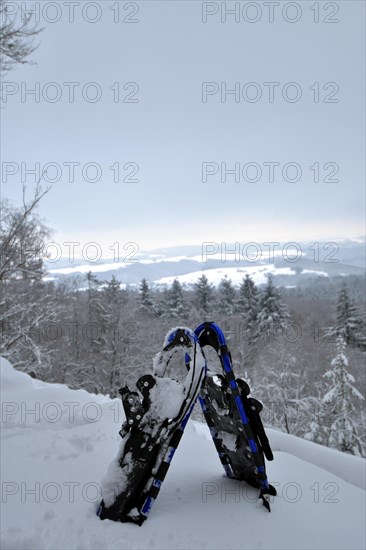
[0,271,294,390]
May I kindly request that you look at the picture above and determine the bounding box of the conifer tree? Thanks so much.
[326,283,365,350]
[160,278,187,318]
[323,336,365,456]
[237,274,259,339]
[103,275,122,303]
[138,278,155,313]
[218,276,236,315]
[194,274,215,317]
[257,276,290,338]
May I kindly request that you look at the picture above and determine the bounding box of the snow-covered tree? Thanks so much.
[217,276,236,315]
[326,283,365,350]
[323,336,365,456]
[304,393,329,446]
[160,278,188,318]
[0,188,57,377]
[194,274,215,317]
[257,276,290,339]
[101,277,128,393]
[0,280,58,377]
[257,351,305,435]
[237,275,259,340]
[103,275,122,302]
[0,187,51,282]
[138,278,155,313]
[86,271,107,354]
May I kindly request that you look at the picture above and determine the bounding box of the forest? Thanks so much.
[1,191,365,457]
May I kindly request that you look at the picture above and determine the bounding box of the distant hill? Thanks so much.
[46,238,365,289]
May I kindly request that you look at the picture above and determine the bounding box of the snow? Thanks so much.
[47,262,130,275]
[302,269,329,277]
[156,265,298,287]
[47,257,172,276]
[1,357,365,550]
[47,255,200,276]
[266,428,365,491]
[148,377,185,420]
[101,442,128,507]
[221,432,237,452]
[153,327,206,395]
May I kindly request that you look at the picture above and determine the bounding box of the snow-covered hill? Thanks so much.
[155,265,327,288]
[45,239,366,288]
[1,358,365,550]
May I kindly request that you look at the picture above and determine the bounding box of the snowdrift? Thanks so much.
[1,357,365,550]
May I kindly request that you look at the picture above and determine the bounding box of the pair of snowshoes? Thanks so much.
[97,322,276,525]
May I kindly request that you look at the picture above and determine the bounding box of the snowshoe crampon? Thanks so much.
[97,327,206,524]
[194,322,277,511]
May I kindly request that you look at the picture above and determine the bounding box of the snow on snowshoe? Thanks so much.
[97,327,206,524]
[194,322,276,511]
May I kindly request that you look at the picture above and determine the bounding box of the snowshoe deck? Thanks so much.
[194,322,276,511]
[98,327,206,524]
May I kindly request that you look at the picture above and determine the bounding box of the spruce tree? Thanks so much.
[103,275,122,302]
[160,278,187,318]
[194,274,215,317]
[218,276,236,315]
[138,278,155,313]
[326,283,365,349]
[257,276,290,338]
[237,274,259,339]
[323,336,365,456]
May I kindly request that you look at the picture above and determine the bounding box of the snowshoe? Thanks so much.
[194,322,276,511]
[97,327,206,524]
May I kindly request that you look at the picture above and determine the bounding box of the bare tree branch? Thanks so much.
[0,0,43,74]
[0,184,52,281]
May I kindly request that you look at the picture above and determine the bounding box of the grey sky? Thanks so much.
[1,0,365,251]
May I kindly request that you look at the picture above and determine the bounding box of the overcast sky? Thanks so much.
[1,0,365,253]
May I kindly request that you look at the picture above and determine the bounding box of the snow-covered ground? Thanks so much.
[1,357,365,550]
[155,265,302,287]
